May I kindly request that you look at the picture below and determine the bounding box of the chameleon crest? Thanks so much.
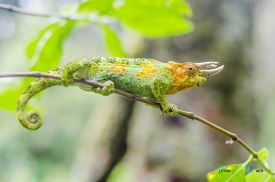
[17,57,223,130]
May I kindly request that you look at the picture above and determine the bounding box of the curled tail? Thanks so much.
[17,68,62,130]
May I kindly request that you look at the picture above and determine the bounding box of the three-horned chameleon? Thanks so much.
[17,57,224,130]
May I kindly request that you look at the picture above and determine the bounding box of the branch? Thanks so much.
[0,3,113,23]
[0,3,78,20]
[0,71,258,158]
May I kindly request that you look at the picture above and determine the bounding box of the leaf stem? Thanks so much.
[0,71,258,157]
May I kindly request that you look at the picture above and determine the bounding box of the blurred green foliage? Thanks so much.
[207,164,246,182]
[0,0,193,181]
[102,25,127,57]
[0,0,275,181]
[246,170,274,182]
[207,149,275,182]
[0,0,193,111]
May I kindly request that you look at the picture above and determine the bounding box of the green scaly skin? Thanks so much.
[17,57,223,130]
[17,68,62,130]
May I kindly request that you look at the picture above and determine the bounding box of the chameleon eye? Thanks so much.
[185,63,197,76]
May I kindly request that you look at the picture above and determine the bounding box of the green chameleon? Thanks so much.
[17,57,223,130]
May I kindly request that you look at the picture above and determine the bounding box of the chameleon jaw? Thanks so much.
[195,62,224,77]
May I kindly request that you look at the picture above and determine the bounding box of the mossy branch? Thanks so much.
[0,71,258,157]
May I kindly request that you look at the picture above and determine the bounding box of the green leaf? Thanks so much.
[246,169,275,182]
[207,164,246,182]
[0,89,21,111]
[1,9,75,112]
[0,78,42,111]
[257,148,275,177]
[115,0,194,37]
[23,20,75,99]
[258,148,269,162]
[170,0,193,16]
[79,0,115,15]
[26,22,59,59]
[0,20,76,111]
[30,20,75,71]
[102,25,127,57]
[21,20,75,101]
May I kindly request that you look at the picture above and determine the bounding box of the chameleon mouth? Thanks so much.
[195,62,224,77]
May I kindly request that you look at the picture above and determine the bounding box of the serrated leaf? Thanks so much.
[207,164,246,182]
[115,0,194,37]
[246,169,275,182]
[102,25,127,57]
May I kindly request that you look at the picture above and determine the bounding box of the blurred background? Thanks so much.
[0,0,274,181]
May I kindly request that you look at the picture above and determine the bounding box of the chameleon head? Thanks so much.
[166,61,224,94]
[183,61,224,87]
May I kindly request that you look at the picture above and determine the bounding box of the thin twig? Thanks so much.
[0,3,78,20]
[0,71,258,158]
[0,3,115,23]
[193,114,257,157]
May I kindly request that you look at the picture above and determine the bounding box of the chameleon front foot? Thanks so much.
[61,69,76,87]
[160,103,179,116]
[61,60,87,87]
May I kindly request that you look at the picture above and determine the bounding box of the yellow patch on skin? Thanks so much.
[136,63,159,78]
[165,62,199,95]
[114,62,127,66]
[109,66,128,74]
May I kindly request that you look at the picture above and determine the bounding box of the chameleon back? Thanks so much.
[87,57,170,98]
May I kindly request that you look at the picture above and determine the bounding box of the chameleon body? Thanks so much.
[17,57,224,130]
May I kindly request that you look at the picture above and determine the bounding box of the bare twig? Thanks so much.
[0,71,258,158]
[0,3,78,20]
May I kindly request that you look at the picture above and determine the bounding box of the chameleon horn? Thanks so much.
[199,65,224,77]
[195,62,219,69]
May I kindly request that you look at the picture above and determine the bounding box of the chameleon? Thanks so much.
[17,57,224,130]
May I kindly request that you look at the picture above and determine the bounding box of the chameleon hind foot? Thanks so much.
[94,80,114,96]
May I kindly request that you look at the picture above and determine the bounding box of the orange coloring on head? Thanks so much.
[165,62,198,95]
